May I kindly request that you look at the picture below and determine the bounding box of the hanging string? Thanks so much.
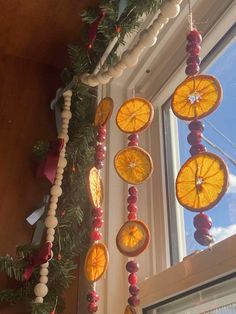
[187,0,193,30]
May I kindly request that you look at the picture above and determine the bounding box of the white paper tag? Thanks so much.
[26,195,50,225]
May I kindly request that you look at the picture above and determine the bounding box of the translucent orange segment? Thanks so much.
[84,243,109,282]
[125,305,137,314]
[114,147,153,185]
[116,220,150,257]
[87,167,103,208]
[94,97,114,127]
[116,97,154,133]
[171,75,222,120]
[176,152,228,211]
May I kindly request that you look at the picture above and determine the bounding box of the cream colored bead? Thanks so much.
[61,118,70,125]
[47,209,56,216]
[61,110,72,120]
[40,268,49,276]
[161,1,180,18]
[58,157,67,168]
[45,216,58,228]
[87,75,100,87]
[63,90,72,98]
[34,283,48,298]
[64,101,71,107]
[96,72,109,84]
[54,179,62,186]
[122,51,139,67]
[80,73,90,85]
[116,62,126,71]
[49,203,57,210]
[171,0,183,4]
[46,234,54,242]
[139,30,157,47]
[158,13,169,24]
[40,275,48,284]
[56,174,63,181]
[47,228,55,236]
[50,185,62,197]
[35,297,44,303]
[41,262,49,268]
[108,66,123,78]
[58,133,69,143]
[56,168,64,175]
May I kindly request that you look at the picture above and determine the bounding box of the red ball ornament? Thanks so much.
[88,302,98,313]
[129,285,140,296]
[194,212,212,230]
[187,29,202,44]
[96,144,106,153]
[91,230,102,241]
[128,296,140,307]
[87,291,100,302]
[128,212,137,220]
[194,228,213,246]
[189,143,207,156]
[92,217,104,228]
[126,261,140,273]
[128,273,138,285]
[97,134,106,143]
[127,195,137,204]
[96,151,106,161]
[128,134,139,142]
[186,55,201,65]
[188,120,204,132]
[92,207,104,217]
[186,43,201,55]
[129,186,138,196]
[185,63,200,76]
[98,126,107,136]
[127,204,137,212]
[187,131,202,145]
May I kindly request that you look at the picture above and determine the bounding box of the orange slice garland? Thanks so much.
[84,243,109,282]
[171,75,222,121]
[94,97,114,127]
[176,152,228,211]
[116,97,154,133]
[116,220,150,257]
[125,305,137,314]
[87,167,104,208]
[114,146,153,185]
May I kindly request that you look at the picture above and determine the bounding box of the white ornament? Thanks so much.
[54,179,62,186]
[47,209,56,216]
[96,72,110,84]
[40,268,49,276]
[46,234,54,242]
[49,203,57,210]
[50,185,62,197]
[58,157,67,168]
[121,51,139,67]
[87,75,100,87]
[50,196,58,203]
[35,297,43,303]
[34,283,48,298]
[40,276,48,284]
[47,228,56,236]
[139,30,157,47]
[158,13,170,24]
[61,110,72,120]
[108,66,123,78]
[161,1,180,18]
[45,216,58,228]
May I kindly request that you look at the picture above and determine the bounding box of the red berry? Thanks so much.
[128,212,137,220]
[194,228,213,246]
[128,296,140,307]
[187,30,202,44]
[186,55,201,65]
[97,134,106,143]
[127,195,137,204]
[129,186,138,195]
[128,273,138,285]
[127,204,137,213]
[189,144,207,156]
[187,131,202,145]
[92,207,104,217]
[129,285,140,296]
[128,141,138,147]
[96,144,106,153]
[91,230,102,241]
[186,43,201,55]
[126,261,140,273]
[185,63,200,76]
[95,160,104,169]
[92,218,104,228]
[87,291,100,302]
[88,302,98,313]
[188,120,204,132]
[128,134,139,141]
[98,126,106,136]
[194,212,212,230]
[96,151,105,161]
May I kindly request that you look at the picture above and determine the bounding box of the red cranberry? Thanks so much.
[128,296,140,307]
[187,131,202,145]
[128,134,139,141]
[194,212,212,230]
[127,195,137,204]
[128,212,137,220]
[96,151,105,161]
[185,63,200,76]
[188,120,204,132]
[92,207,103,217]
[96,144,106,153]
[190,144,207,156]
[187,30,202,44]
[186,43,201,55]
[129,186,138,195]
[126,261,140,273]
[98,126,106,136]
[88,302,98,313]
[87,291,100,302]
[92,218,104,228]
[127,204,138,212]
[194,228,213,246]
[97,134,106,143]
[186,55,201,65]
[91,230,102,241]
[129,285,140,296]
[95,160,104,169]
[128,273,138,285]
[128,141,138,147]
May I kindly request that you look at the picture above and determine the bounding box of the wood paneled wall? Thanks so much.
[0,54,78,313]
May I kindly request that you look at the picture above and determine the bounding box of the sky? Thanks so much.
[177,37,236,254]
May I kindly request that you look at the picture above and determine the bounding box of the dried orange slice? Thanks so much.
[116,97,154,133]
[125,305,137,314]
[176,152,228,211]
[87,167,103,208]
[94,97,114,127]
[171,75,222,120]
[84,243,109,282]
[114,147,153,185]
[116,220,150,257]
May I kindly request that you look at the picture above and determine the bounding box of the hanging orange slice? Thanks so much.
[125,305,137,314]
[94,97,114,127]
[171,75,222,120]
[176,152,228,211]
[114,147,153,185]
[87,167,104,208]
[116,97,154,133]
[116,220,150,257]
[84,243,109,282]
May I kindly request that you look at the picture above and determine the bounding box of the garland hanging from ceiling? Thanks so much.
[0,0,182,313]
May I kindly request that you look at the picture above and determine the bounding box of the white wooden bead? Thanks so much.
[80,73,90,84]
[63,90,72,98]
[58,133,69,143]
[46,234,54,242]
[47,228,55,236]
[57,168,64,175]
[54,179,62,186]
[161,1,180,18]
[87,75,100,87]
[158,13,169,24]
[40,268,49,276]
[171,0,182,4]
[61,110,72,120]
[47,209,56,216]
[40,275,48,284]
[96,72,110,84]
[64,101,71,107]
[58,157,67,168]
[50,185,62,197]
[45,216,58,228]
[56,174,63,180]
[49,203,57,210]
[139,30,157,47]
[121,51,139,67]
[62,118,70,125]
[108,66,123,78]
[35,297,44,303]
[59,151,65,158]
[41,262,49,269]
[34,283,48,298]
[116,62,126,71]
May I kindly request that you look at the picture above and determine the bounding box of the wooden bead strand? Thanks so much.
[34,90,73,303]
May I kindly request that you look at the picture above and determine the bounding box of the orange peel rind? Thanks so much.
[87,167,104,208]
[94,97,114,127]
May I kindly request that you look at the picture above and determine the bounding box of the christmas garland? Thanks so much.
[0,1,170,313]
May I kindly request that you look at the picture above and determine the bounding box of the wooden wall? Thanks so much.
[0,54,78,313]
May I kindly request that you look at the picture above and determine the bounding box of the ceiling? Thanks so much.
[0,0,98,68]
